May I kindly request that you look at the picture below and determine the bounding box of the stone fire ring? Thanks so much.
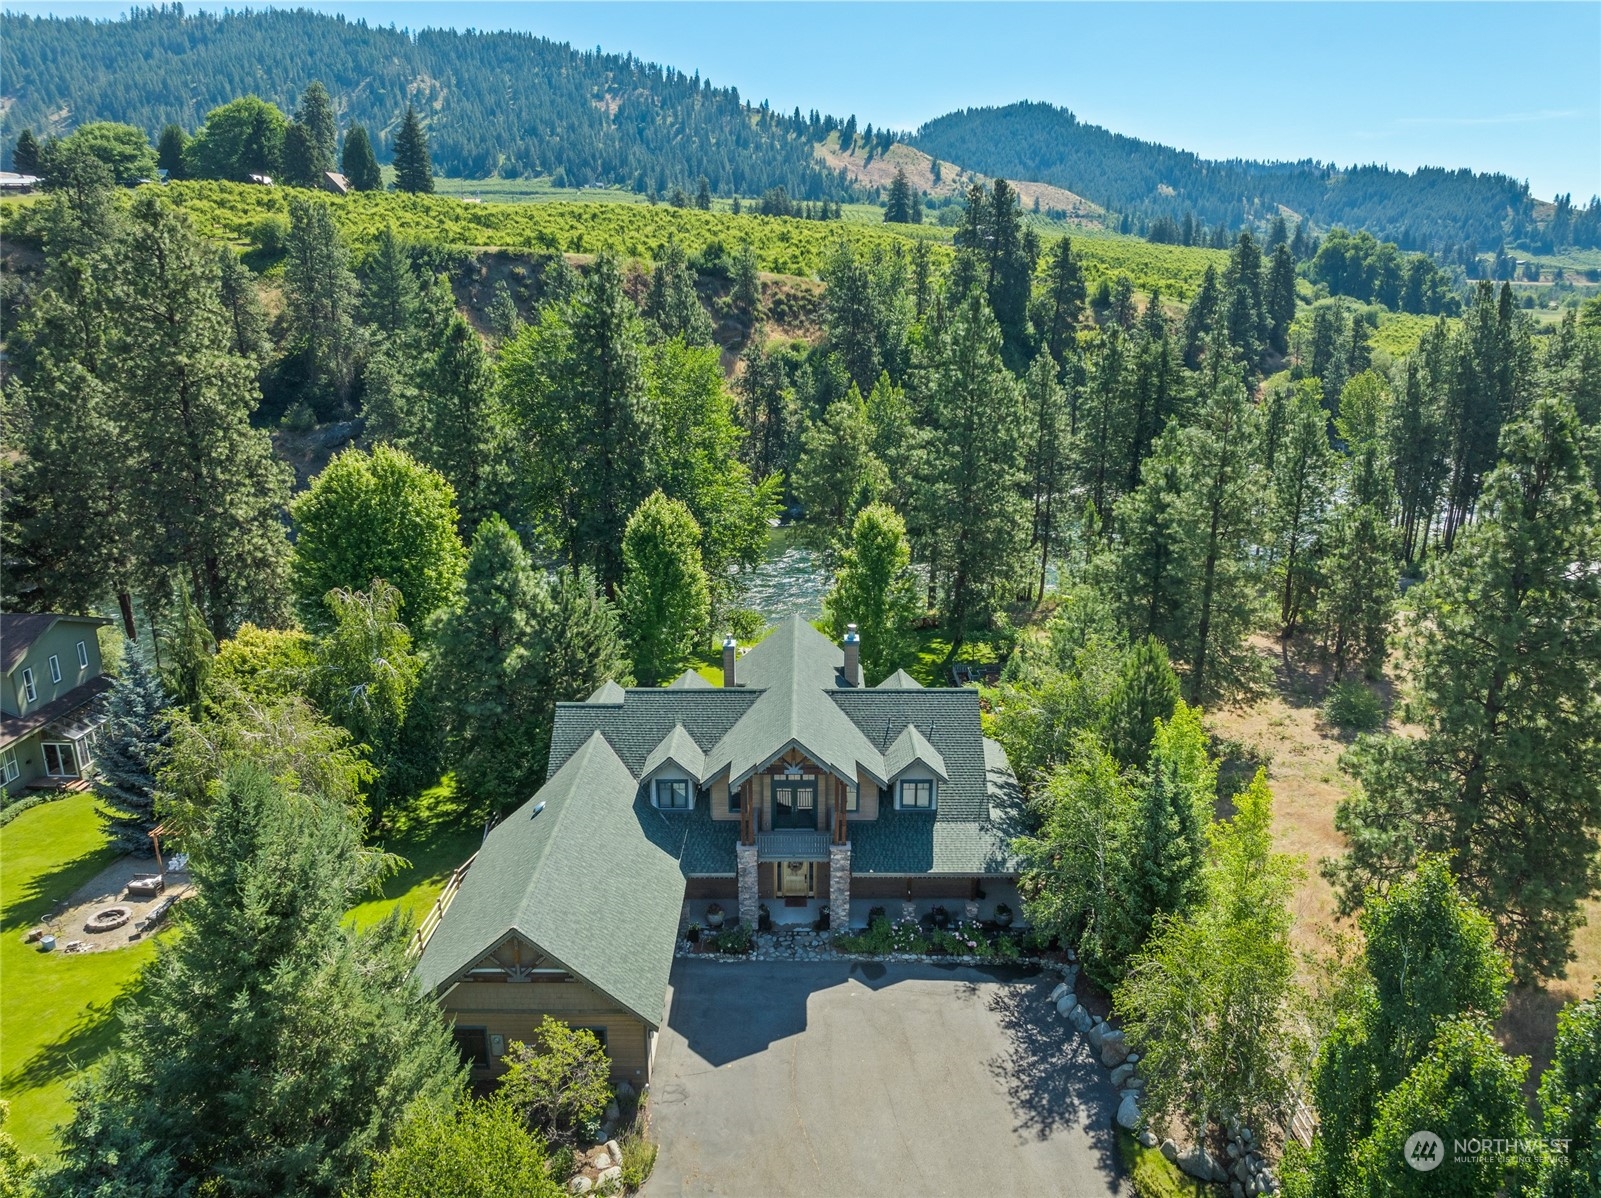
[84,906,132,934]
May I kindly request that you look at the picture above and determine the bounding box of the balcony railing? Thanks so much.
[755,829,831,861]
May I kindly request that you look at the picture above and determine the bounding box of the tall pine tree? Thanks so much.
[94,647,172,854]
[392,105,434,194]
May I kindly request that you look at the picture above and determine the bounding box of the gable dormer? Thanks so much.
[883,725,948,811]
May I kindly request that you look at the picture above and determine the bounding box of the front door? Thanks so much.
[780,860,813,897]
[772,779,817,829]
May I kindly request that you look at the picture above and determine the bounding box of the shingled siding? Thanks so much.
[441,977,654,1085]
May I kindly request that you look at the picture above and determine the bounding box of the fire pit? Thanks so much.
[84,906,131,934]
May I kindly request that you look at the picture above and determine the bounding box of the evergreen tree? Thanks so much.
[1266,243,1297,356]
[1387,334,1450,566]
[915,288,1030,644]
[1267,380,1336,642]
[155,123,187,179]
[694,175,711,210]
[541,565,633,710]
[94,646,172,854]
[1112,702,1213,958]
[1075,325,1133,527]
[282,123,320,189]
[488,280,522,343]
[644,238,714,346]
[791,387,888,563]
[290,445,467,630]
[392,104,434,194]
[730,241,762,325]
[821,242,885,394]
[1173,344,1264,700]
[284,196,361,411]
[501,252,652,589]
[1103,634,1182,768]
[415,304,512,535]
[617,492,711,686]
[883,167,921,224]
[12,127,40,175]
[297,80,338,172]
[112,191,293,639]
[1332,397,1601,980]
[360,225,421,338]
[160,577,216,714]
[1103,425,1190,649]
[824,502,920,685]
[216,246,270,364]
[732,339,796,480]
[1022,352,1073,602]
[1181,264,1221,367]
[46,764,462,1197]
[341,124,382,191]
[1315,499,1396,680]
[432,516,552,812]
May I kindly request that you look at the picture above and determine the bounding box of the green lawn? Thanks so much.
[1117,1130,1212,1197]
[0,793,160,1159]
[346,777,484,933]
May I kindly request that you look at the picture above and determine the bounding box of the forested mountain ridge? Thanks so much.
[0,6,853,200]
[914,100,1567,253]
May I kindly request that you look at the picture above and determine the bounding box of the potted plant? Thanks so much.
[994,903,1014,928]
[685,922,702,944]
[704,903,725,929]
[757,903,772,932]
[931,904,950,930]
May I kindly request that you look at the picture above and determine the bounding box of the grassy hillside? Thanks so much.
[813,131,1102,219]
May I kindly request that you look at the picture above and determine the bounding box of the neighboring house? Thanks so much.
[0,613,114,792]
[415,615,1022,1085]
[0,172,41,193]
[320,170,351,195]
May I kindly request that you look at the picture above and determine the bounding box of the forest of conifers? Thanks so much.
[4,6,1595,256]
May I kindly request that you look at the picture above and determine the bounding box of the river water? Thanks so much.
[736,526,829,621]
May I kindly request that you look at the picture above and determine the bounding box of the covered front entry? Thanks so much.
[778,860,814,898]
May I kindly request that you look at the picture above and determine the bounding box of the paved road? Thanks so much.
[645,959,1132,1198]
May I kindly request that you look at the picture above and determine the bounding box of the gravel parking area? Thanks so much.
[645,959,1132,1197]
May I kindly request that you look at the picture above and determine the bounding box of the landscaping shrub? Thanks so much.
[711,923,754,955]
[619,1130,658,1191]
[1322,680,1385,732]
[498,1018,613,1148]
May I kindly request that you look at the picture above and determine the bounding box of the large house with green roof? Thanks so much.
[415,615,1023,1085]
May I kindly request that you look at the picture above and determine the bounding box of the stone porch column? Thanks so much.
[829,841,852,934]
[736,842,760,929]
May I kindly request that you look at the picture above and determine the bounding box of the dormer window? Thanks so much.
[19,668,35,703]
[897,779,935,810]
[654,778,692,809]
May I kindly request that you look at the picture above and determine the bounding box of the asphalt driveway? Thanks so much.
[645,959,1132,1198]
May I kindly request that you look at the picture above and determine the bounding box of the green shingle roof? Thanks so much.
[874,669,923,689]
[539,615,1023,878]
[640,723,706,780]
[883,724,948,782]
[415,732,686,1027]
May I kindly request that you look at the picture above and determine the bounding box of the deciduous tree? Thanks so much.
[617,492,711,686]
[825,502,920,684]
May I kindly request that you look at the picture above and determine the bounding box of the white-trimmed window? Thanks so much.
[19,669,35,703]
[897,779,936,810]
[76,640,89,669]
[653,777,692,809]
[845,782,859,813]
[42,742,77,777]
[1,747,18,784]
[48,655,61,684]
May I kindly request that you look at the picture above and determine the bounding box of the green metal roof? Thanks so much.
[415,732,686,1027]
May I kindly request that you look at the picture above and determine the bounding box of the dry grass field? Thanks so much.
[1207,635,1601,1093]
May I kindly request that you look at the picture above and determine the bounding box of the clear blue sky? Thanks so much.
[13,2,1601,200]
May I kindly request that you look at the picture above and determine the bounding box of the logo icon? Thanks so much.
[1405,1131,1444,1172]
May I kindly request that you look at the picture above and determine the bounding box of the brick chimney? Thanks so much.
[722,636,738,687]
[843,624,861,687]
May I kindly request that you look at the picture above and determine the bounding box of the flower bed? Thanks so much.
[833,913,1053,962]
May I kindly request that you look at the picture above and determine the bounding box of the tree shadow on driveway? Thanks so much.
[980,973,1123,1149]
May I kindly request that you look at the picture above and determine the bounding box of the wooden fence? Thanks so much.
[407,852,478,959]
